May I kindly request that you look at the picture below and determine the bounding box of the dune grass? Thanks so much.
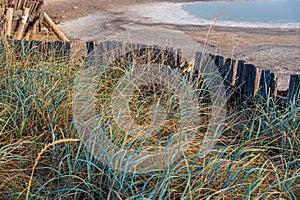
[0,36,299,200]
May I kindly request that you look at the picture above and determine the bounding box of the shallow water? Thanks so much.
[184,0,300,26]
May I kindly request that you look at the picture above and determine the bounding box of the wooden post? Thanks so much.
[24,18,40,40]
[240,64,258,98]
[161,48,166,65]
[5,8,14,37]
[288,75,300,100]
[258,70,276,99]
[15,7,30,39]
[177,49,183,67]
[147,46,152,64]
[273,74,278,99]
[24,28,32,40]
[222,58,234,88]
[43,12,69,42]
[253,68,261,97]
[231,60,239,86]
[16,0,22,10]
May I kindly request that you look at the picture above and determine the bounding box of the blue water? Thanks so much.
[184,0,300,24]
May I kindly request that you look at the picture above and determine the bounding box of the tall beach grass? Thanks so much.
[0,36,299,199]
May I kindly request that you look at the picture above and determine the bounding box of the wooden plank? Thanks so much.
[24,16,40,40]
[28,40,38,53]
[85,41,97,67]
[115,41,123,59]
[16,0,21,10]
[258,70,276,99]
[192,52,218,87]
[232,60,244,87]
[31,1,39,14]
[111,40,119,59]
[160,47,166,65]
[177,49,183,67]
[14,7,30,39]
[238,63,258,98]
[288,75,300,100]
[231,60,239,86]
[221,58,234,88]
[22,0,28,9]
[5,8,14,37]
[213,55,224,72]
[43,12,69,42]
[254,68,261,97]
[273,73,278,99]
[166,47,176,68]
[86,41,95,55]
[147,46,152,64]
[103,41,111,65]
[29,2,36,14]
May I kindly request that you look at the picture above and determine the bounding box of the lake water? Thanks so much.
[184,0,300,27]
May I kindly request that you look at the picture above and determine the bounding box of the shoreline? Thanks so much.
[125,2,300,29]
[182,0,300,29]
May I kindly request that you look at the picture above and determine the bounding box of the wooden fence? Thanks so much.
[86,40,299,102]
[0,39,70,58]
[1,39,299,102]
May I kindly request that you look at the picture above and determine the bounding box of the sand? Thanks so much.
[44,0,300,90]
[44,0,203,21]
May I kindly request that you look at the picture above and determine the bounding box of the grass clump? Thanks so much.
[0,37,299,199]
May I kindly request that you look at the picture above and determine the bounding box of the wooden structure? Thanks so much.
[203,55,298,102]
[86,40,299,102]
[1,0,68,41]
[0,38,298,102]
[288,75,300,100]
[0,39,71,59]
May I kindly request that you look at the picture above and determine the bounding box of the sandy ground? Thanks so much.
[44,0,300,90]
[44,0,203,21]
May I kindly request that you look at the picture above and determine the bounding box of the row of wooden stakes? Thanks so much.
[1,39,299,102]
[85,40,300,102]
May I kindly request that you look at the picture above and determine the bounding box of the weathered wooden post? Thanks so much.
[43,12,69,42]
[177,49,183,67]
[288,74,300,100]
[236,63,258,99]
[4,7,13,37]
[258,70,277,99]
[15,7,30,39]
